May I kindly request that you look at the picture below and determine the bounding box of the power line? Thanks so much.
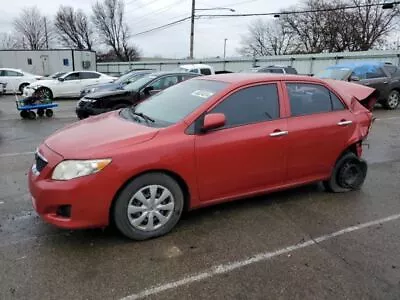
[197,1,400,18]
[126,0,163,11]
[129,1,399,37]
[129,0,187,27]
[132,16,191,36]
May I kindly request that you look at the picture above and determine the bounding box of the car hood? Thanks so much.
[45,111,159,159]
[84,82,121,91]
[84,89,134,99]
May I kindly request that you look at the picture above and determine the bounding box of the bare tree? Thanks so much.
[239,19,298,56]
[92,0,139,61]
[13,7,52,50]
[54,6,94,50]
[0,33,18,49]
[348,0,400,51]
[280,0,400,53]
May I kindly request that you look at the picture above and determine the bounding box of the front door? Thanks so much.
[284,82,355,182]
[195,83,288,202]
[58,72,82,97]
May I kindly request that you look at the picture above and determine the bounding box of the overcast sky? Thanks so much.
[0,0,300,58]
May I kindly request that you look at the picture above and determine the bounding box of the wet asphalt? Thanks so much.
[1,95,400,300]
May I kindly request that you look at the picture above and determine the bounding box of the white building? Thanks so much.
[0,49,96,76]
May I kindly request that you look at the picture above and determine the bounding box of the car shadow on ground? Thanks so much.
[37,182,326,246]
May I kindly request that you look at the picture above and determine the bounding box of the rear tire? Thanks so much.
[323,152,367,193]
[113,173,184,240]
[383,90,400,110]
[19,83,29,94]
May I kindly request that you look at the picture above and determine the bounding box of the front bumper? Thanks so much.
[28,144,118,229]
[23,87,35,97]
[76,100,108,119]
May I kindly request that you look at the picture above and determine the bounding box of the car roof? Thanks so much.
[197,73,318,84]
[148,71,202,77]
[327,61,393,69]
[179,64,213,69]
[0,68,23,72]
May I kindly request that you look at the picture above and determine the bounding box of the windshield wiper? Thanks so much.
[129,107,155,123]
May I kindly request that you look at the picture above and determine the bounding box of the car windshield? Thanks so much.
[315,68,352,80]
[123,74,158,91]
[121,79,228,126]
[49,72,66,79]
[115,72,146,85]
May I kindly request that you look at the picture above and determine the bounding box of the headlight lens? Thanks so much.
[52,159,112,180]
[91,88,97,93]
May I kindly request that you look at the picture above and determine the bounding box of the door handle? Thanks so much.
[337,120,353,126]
[270,130,289,137]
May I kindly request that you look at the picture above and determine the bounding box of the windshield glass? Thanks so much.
[49,72,66,79]
[122,79,228,126]
[123,74,158,91]
[115,72,146,85]
[315,68,352,80]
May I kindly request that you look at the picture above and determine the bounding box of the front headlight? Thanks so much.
[52,159,112,180]
[91,88,98,93]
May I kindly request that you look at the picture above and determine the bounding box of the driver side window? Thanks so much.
[149,76,179,90]
[64,72,80,81]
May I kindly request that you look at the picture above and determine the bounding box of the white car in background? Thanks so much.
[175,64,215,75]
[24,71,117,99]
[0,68,43,94]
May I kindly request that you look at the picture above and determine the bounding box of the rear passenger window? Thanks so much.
[200,68,212,75]
[211,84,279,128]
[331,93,345,111]
[287,83,345,116]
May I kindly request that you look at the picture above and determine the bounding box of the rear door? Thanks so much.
[284,82,355,183]
[80,72,102,92]
[2,70,23,93]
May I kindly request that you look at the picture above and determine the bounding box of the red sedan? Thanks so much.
[29,74,377,240]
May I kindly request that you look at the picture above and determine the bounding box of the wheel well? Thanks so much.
[19,82,30,89]
[108,170,191,225]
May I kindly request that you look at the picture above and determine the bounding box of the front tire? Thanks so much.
[383,90,400,110]
[113,173,184,240]
[35,87,53,100]
[323,152,367,193]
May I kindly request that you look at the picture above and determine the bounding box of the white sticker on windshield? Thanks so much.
[191,90,214,98]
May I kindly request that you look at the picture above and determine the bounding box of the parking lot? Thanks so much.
[1,94,400,299]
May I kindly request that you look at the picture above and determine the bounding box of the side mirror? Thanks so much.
[143,86,154,95]
[349,75,360,82]
[202,113,226,132]
[58,77,65,82]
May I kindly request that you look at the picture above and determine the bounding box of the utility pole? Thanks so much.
[44,17,49,49]
[190,0,195,59]
[223,38,228,59]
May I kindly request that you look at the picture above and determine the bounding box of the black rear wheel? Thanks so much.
[36,87,53,100]
[383,90,400,110]
[323,152,367,193]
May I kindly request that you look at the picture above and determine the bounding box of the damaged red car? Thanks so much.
[28,74,377,240]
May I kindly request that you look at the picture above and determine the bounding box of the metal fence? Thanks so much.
[96,50,400,76]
